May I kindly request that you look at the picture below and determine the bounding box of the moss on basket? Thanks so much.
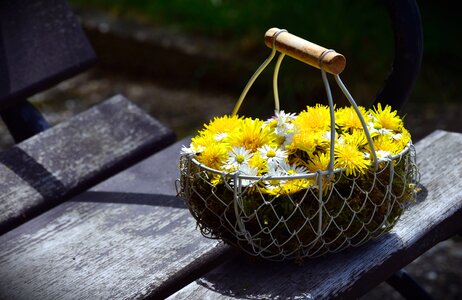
[180,150,416,260]
[179,104,418,260]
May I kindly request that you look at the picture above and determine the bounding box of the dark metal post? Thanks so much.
[0,99,50,143]
[375,2,429,297]
[374,0,424,111]
[386,269,434,300]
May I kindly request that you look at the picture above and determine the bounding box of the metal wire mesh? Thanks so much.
[177,29,419,261]
[178,144,418,261]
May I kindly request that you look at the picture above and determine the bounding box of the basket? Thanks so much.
[178,28,419,261]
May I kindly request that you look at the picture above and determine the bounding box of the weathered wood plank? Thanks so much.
[0,139,226,300]
[0,0,96,108]
[169,130,462,300]
[1,130,459,300]
[0,94,175,234]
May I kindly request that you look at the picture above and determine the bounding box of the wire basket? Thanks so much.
[178,28,419,261]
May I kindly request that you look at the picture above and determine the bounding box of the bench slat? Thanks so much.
[0,0,96,108]
[0,139,224,300]
[169,130,462,300]
[1,131,460,299]
[0,94,175,234]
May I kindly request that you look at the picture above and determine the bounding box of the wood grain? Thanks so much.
[264,27,346,75]
[169,130,462,300]
[0,139,226,300]
[0,94,175,234]
[0,0,96,108]
[1,131,459,300]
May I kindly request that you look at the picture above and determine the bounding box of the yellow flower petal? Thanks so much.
[335,106,370,131]
[295,104,331,132]
[370,103,403,132]
[334,144,370,176]
[196,143,229,170]
[226,118,277,152]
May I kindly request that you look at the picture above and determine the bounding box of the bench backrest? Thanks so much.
[0,0,96,110]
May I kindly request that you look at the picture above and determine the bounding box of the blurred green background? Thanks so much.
[7,0,453,149]
[69,0,460,113]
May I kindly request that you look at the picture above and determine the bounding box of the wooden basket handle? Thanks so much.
[264,28,346,75]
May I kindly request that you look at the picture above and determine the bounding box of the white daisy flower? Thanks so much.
[180,143,204,155]
[282,131,295,147]
[322,130,338,143]
[275,123,294,136]
[364,150,393,161]
[214,132,228,142]
[258,145,288,165]
[377,128,393,135]
[275,110,297,123]
[224,146,253,170]
[376,150,393,161]
[236,164,258,187]
[391,133,403,141]
[264,163,285,189]
[367,122,393,136]
[267,163,285,177]
[266,110,296,138]
[276,113,295,134]
[278,161,308,176]
[337,135,346,145]
[265,110,296,125]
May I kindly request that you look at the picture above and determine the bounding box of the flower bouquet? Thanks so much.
[178,28,418,260]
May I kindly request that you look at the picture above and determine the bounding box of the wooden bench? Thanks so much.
[0,130,461,299]
[2,0,461,299]
[0,0,175,235]
[169,130,462,299]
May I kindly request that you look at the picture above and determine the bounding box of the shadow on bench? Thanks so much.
[0,0,175,234]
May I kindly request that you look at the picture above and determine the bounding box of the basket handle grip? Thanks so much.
[264,28,346,75]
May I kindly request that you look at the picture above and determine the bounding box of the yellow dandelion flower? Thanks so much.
[341,130,369,149]
[295,104,331,132]
[210,175,223,186]
[303,153,335,193]
[196,143,229,170]
[191,133,216,149]
[396,128,412,151]
[204,115,242,135]
[264,179,312,196]
[335,106,370,131]
[289,155,309,170]
[266,119,278,129]
[372,135,402,155]
[289,130,327,155]
[334,144,370,176]
[227,118,277,152]
[307,152,331,173]
[248,152,269,174]
[370,103,403,132]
